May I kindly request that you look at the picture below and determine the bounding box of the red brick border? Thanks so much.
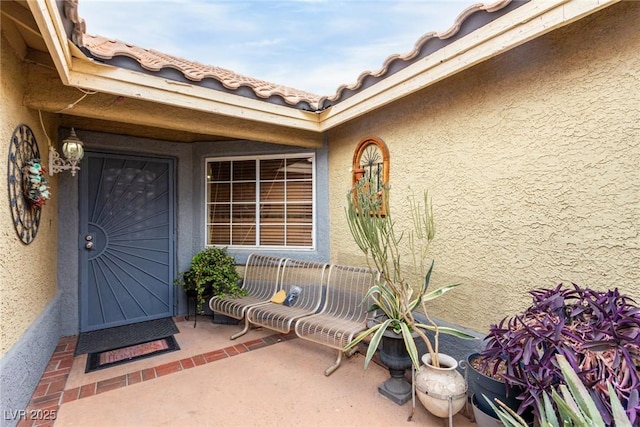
[16,332,296,426]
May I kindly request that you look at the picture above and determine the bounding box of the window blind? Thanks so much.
[206,155,313,248]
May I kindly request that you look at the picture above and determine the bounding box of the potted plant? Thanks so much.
[175,247,246,314]
[476,283,640,425]
[466,350,520,423]
[343,179,474,412]
[487,353,633,427]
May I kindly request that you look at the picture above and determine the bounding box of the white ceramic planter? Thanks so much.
[415,353,467,418]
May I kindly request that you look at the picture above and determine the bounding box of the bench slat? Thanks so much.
[246,259,329,334]
[294,264,378,375]
[209,253,378,376]
[209,254,285,338]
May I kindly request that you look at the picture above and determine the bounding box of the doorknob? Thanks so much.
[85,241,94,250]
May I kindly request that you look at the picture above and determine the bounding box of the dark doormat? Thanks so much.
[85,336,180,373]
[75,317,180,356]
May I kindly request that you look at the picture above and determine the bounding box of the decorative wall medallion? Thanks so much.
[352,136,390,216]
[7,124,42,244]
[352,136,390,191]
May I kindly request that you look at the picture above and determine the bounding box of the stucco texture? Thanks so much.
[328,2,640,333]
[1,38,59,356]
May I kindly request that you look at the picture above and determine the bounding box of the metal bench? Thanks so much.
[244,259,329,335]
[210,254,378,377]
[294,264,379,376]
[208,253,285,339]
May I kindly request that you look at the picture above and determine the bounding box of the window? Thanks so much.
[206,155,314,248]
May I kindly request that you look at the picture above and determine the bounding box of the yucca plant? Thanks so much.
[343,180,474,370]
[486,353,633,427]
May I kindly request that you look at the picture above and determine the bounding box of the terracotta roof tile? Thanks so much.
[317,0,516,107]
[81,34,323,110]
[68,0,520,111]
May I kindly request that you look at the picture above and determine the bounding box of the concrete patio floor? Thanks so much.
[25,316,477,427]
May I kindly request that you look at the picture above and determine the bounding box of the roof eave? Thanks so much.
[67,56,323,133]
[316,0,622,131]
[30,0,621,136]
[28,0,324,136]
[28,0,72,84]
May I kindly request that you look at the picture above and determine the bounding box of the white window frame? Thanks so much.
[204,153,316,251]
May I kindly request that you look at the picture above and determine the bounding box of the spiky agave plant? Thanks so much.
[343,179,474,370]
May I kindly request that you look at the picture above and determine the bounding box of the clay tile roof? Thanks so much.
[69,0,519,112]
[80,34,323,110]
[317,0,515,108]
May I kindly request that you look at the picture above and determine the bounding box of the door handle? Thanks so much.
[85,235,93,250]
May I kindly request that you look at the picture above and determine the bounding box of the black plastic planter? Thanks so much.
[465,353,520,418]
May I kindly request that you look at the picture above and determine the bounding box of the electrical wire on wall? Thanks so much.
[38,109,52,149]
[56,87,97,113]
[38,86,98,149]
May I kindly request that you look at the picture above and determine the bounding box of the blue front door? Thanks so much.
[79,152,175,332]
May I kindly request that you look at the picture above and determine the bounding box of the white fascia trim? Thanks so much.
[317,0,621,131]
[68,59,322,132]
[31,0,322,132]
[31,0,619,134]
[28,0,71,84]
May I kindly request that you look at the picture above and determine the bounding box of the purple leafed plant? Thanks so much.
[479,283,640,425]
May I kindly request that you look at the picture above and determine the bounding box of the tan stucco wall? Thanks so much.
[1,36,60,356]
[328,2,640,333]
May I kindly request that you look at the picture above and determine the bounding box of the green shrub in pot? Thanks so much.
[175,247,245,314]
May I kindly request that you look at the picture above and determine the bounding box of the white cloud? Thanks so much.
[244,39,285,48]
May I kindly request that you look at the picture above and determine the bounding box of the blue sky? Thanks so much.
[78,0,480,96]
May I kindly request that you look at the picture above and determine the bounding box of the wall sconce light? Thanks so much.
[49,128,85,176]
